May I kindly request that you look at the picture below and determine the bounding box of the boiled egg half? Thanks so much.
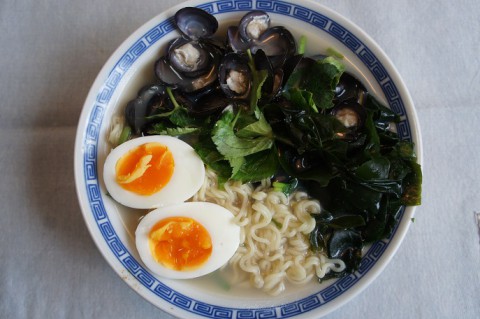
[103,135,205,209]
[135,202,240,279]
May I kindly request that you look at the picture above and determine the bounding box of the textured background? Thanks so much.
[1,0,479,318]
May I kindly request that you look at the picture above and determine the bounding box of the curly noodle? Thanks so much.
[193,168,345,296]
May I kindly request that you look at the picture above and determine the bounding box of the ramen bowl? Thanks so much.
[74,0,422,318]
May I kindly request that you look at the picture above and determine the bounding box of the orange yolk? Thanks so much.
[148,217,212,271]
[115,142,174,195]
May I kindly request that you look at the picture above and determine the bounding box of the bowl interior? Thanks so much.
[75,0,420,318]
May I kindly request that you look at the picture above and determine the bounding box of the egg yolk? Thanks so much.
[148,217,212,271]
[115,142,174,195]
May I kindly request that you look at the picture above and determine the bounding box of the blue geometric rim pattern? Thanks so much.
[82,0,410,318]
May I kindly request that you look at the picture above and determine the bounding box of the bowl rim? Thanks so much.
[74,0,422,318]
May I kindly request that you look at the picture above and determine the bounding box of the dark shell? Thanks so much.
[173,86,230,117]
[334,72,368,106]
[218,52,251,99]
[154,57,182,87]
[168,37,211,76]
[253,48,272,71]
[182,81,221,102]
[174,7,218,41]
[226,26,250,53]
[228,21,296,67]
[250,26,296,59]
[190,89,231,116]
[331,101,366,129]
[238,10,270,41]
[253,50,283,100]
[268,55,289,70]
[125,84,168,134]
[270,69,284,98]
[155,43,222,93]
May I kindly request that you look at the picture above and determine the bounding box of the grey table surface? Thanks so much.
[1,0,480,318]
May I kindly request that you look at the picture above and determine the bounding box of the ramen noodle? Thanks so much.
[193,167,346,295]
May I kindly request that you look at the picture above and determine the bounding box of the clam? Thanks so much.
[174,85,231,117]
[154,7,222,93]
[226,26,250,53]
[125,84,170,134]
[218,52,251,99]
[167,37,211,76]
[227,11,297,62]
[189,89,231,117]
[331,101,366,129]
[330,101,367,141]
[155,43,222,93]
[250,26,296,59]
[331,73,368,136]
[223,11,297,104]
[334,72,368,106]
[174,7,218,41]
[254,49,283,99]
[238,10,270,41]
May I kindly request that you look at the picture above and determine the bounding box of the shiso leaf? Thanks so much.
[212,108,273,158]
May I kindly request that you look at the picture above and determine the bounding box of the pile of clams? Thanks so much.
[124,7,367,138]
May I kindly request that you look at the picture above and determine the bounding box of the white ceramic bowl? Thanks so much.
[74,0,422,318]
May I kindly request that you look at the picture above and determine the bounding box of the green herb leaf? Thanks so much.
[169,107,205,128]
[212,108,274,158]
[303,57,345,110]
[193,134,232,184]
[228,156,245,177]
[231,149,278,182]
[236,107,273,138]
[148,123,199,136]
[247,50,269,111]
[285,88,318,113]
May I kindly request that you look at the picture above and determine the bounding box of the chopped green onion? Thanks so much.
[297,35,307,54]
[118,126,131,145]
[273,179,299,196]
[326,47,344,59]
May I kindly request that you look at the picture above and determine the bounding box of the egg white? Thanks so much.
[103,135,205,209]
[135,202,240,279]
